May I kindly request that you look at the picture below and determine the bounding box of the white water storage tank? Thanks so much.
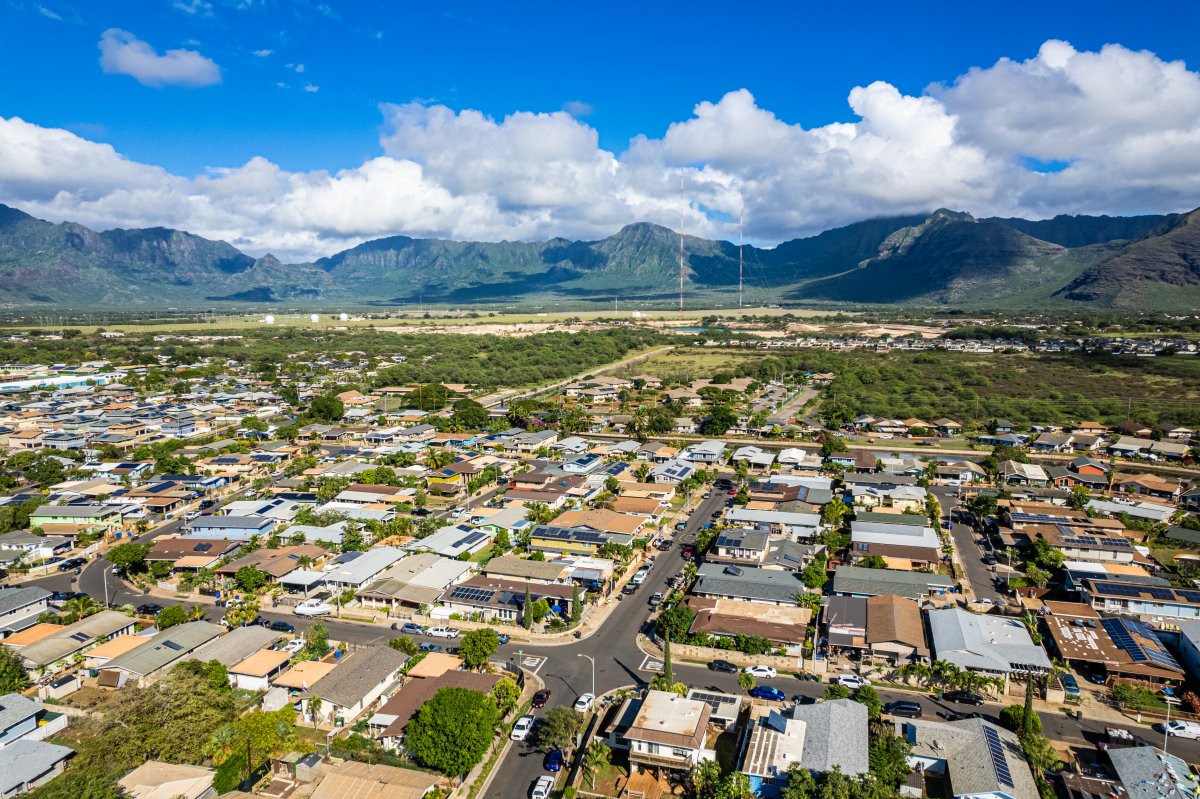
[263,315,275,324]
[310,314,320,323]
[339,312,349,321]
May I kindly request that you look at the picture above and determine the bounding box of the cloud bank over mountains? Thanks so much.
[3,39,1199,262]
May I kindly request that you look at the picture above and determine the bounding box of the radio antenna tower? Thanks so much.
[738,204,745,309]
[678,173,685,312]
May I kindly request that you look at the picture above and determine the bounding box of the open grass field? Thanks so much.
[4,306,837,335]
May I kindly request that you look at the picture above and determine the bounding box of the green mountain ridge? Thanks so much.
[0,202,1196,310]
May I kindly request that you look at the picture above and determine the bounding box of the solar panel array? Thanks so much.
[453,531,487,548]
[982,726,1015,789]
[688,691,739,711]
[535,526,608,544]
[448,586,497,603]
[1088,580,1188,602]
[1060,534,1133,549]
[1011,512,1074,524]
[1179,590,1200,604]
[1100,618,1182,671]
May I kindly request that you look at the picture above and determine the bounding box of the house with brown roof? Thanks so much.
[229,649,294,691]
[553,508,646,536]
[214,545,327,581]
[1112,473,1183,500]
[684,596,811,648]
[307,761,439,799]
[145,537,241,572]
[864,594,929,664]
[367,667,502,750]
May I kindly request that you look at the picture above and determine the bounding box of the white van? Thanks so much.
[294,597,332,617]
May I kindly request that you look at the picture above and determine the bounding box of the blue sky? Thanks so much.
[2,0,1200,259]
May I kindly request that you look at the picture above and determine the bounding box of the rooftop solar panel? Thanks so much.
[983,726,1014,789]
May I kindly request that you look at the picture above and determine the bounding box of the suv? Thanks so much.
[399,622,426,635]
[944,690,985,706]
[531,776,555,799]
[511,715,535,741]
[885,701,923,718]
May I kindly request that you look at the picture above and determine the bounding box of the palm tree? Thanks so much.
[583,741,611,789]
[423,448,455,471]
[62,595,99,621]
[634,463,652,483]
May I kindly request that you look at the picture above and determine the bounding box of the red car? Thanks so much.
[532,689,551,708]
[728,489,737,495]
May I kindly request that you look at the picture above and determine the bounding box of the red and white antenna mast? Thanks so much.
[738,204,745,309]
[678,173,685,312]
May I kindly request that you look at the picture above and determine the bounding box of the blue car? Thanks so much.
[497,634,511,645]
[543,749,564,772]
[749,686,786,701]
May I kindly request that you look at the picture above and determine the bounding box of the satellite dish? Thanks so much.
[310,314,320,323]
[263,315,275,324]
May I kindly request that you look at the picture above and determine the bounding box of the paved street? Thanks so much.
[930,486,1001,603]
[25,480,1200,797]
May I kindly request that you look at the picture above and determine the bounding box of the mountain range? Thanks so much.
[1,202,1198,310]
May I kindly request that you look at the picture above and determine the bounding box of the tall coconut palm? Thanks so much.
[583,741,611,789]
[62,595,99,621]
[634,463,652,483]
[423,448,455,471]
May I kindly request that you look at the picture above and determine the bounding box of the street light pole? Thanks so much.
[577,653,595,701]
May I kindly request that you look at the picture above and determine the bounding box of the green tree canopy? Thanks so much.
[106,542,151,573]
[155,605,188,630]
[405,687,499,775]
[536,706,584,753]
[457,628,500,670]
[0,647,30,693]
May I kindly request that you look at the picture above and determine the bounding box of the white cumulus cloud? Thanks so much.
[1,39,1197,262]
[98,29,221,87]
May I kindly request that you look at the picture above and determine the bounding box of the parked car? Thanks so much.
[750,686,786,701]
[294,598,332,617]
[511,715,535,742]
[1061,674,1081,699]
[944,690,985,706]
[137,603,164,616]
[269,620,296,633]
[648,592,664,608]
[543,749,564,772]
[532,689,551,709]
[832,674,869,690]
[744,665,777,679]
[418,642,443,653]
[399,622,426,635]
[531,775,555,799]
[709,659,739,673]
[885,701,923,718]
[573,693,595,712]
[497,633,511,645]
[57,557,86,572]
[621,583,638,595]
[427,626,460,638]
[675,522,688,531]
[1161,720,1200,739]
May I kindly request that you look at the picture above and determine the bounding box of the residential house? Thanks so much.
[830,565,954,600]
[356,553,477,612]
[320,546,406,593]
[741,700,869,798]
[620,690,711,773]
[927,607,1051,682]
[214,545,327,583]
[1081,578,1200,622]
[28,504,123,538]
[307,760,439,799]
[438,575,575,622]
[300,647,409,726]
[527,525,634,556]
[404,525,493,560]
[117,762,215,799]
[98,621,223,687]
[1043,603,1183,685]
[693,563,808,606]
[898,717,1039,799]
[0,740,74,798]
[13,611,137,676]
[184,514,275,540]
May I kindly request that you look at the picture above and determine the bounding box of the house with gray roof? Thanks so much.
[1107,747,1198,799]
[0,739,74,797]
[788,699,868,774]
[897,716,1039,799]
[186,624,281,668]
[100,621,223,686]
[320,545,405,591]
[0,693,43,749]
[830,565,954,600]
[0,587,51,635]
[16,610,137,674]
[927,607,1051,681]
[693,563,807,606]
[302,647,408,726]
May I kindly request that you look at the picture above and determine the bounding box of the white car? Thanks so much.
[1162,720,1200,739]
[531,775,555,799]
[293,598,332,617]
[834,674,870,690]
[511,715,535,741]
[427,626,460,639]
[744,665,777,679]
[573,693,595,712]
